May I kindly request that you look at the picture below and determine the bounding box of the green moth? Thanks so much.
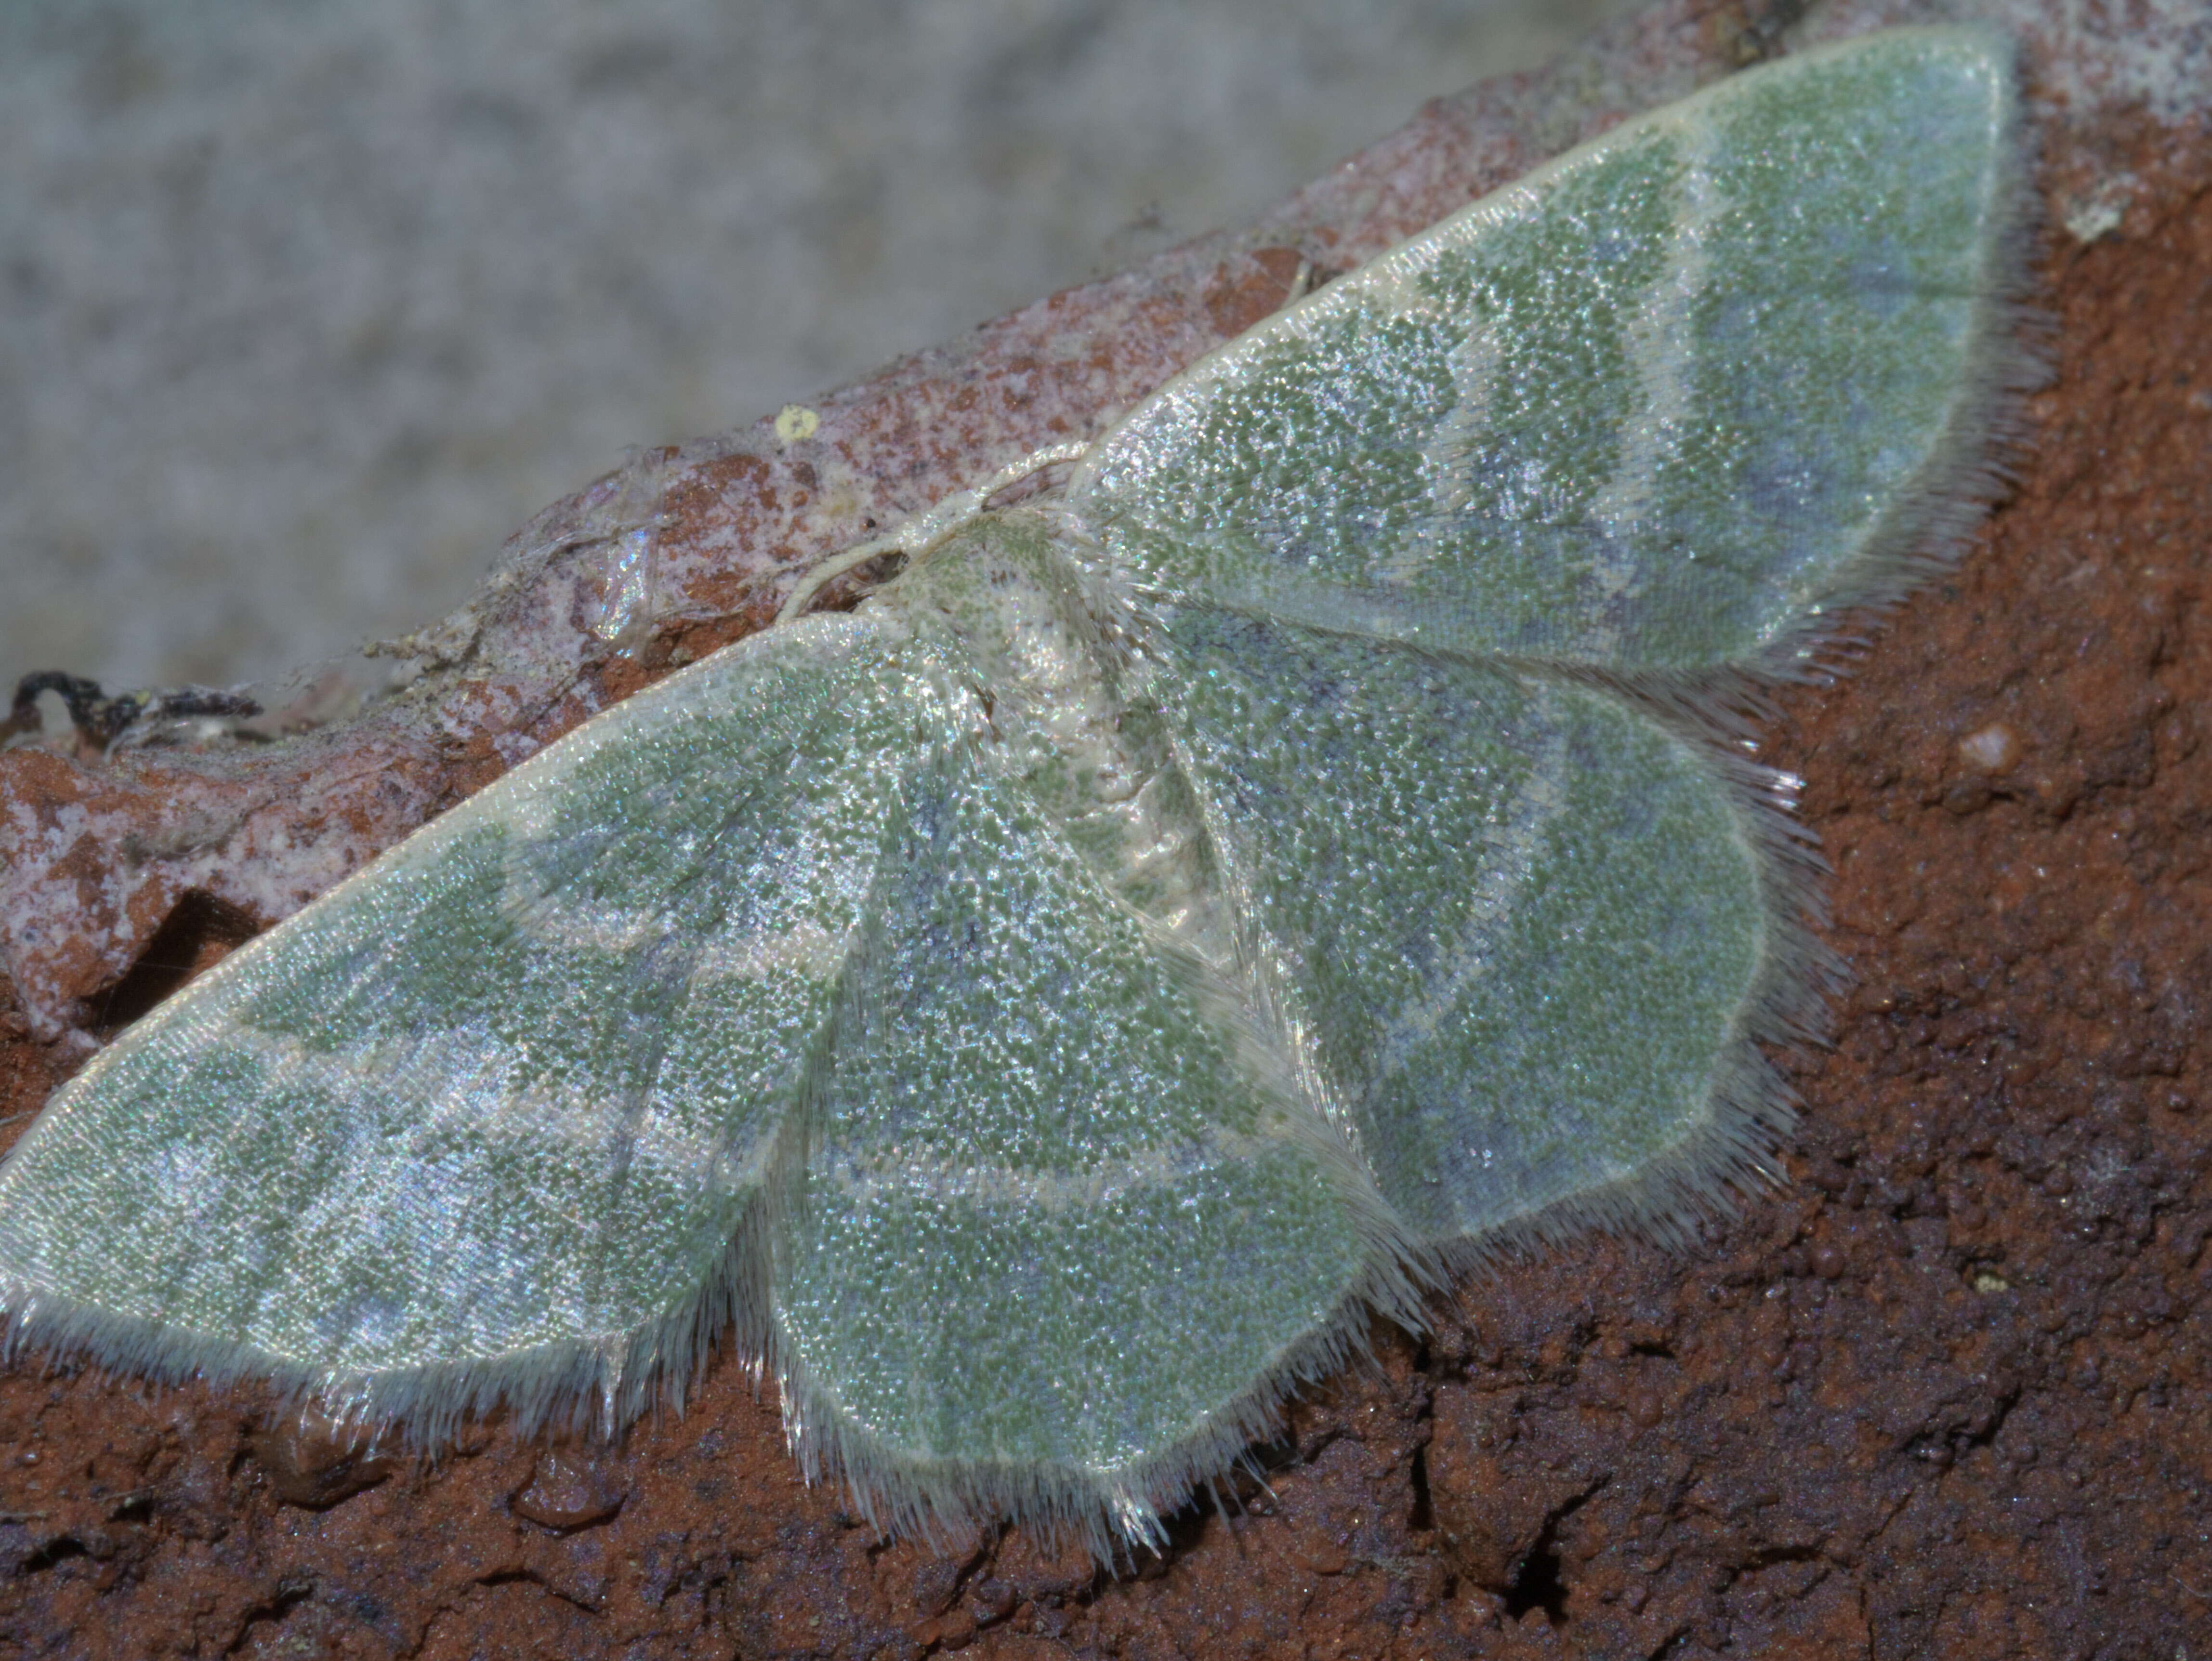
[0,27,2028,1554]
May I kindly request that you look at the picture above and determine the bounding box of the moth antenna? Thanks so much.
[772,534,912,625]
[774,441,1091,623]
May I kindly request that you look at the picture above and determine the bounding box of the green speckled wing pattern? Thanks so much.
[0,613,963,1408]
[1157,609,1771,1246]
[1070,30,2017,674]
[773,713,1386,1530]
[0,28,2025,1552]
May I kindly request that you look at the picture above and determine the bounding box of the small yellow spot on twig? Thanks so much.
[1957,722,2021,774]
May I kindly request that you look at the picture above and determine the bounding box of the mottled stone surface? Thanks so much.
[1,0,2208,1654]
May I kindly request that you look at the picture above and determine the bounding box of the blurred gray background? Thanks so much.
[1,0,1634,696]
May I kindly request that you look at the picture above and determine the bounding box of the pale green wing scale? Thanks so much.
[1068,26,2027,680]
[1152,609,1816,1252]
[0,26,2031,1554]
[0,613,978,1432]
[1061,23,2026,1253]
[771,517,1413,1547]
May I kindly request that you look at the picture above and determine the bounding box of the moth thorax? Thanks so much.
[895,511,1231,961]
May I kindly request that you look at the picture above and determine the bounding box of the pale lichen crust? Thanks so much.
[0,27,2034,1559]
